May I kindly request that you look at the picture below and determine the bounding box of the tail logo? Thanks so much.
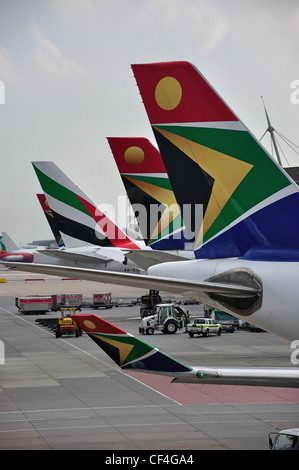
[153,122,290,253]
[87,330,154,368]
[0,236,5,253]
[155,77,182,110]
[83,320,96,330]
[89,333,135,367]
[124,146,145,165]
[156,128,253,249]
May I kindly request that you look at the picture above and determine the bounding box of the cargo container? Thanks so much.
[51,293,83,310]
[92,293,112,309]
[16,296,53,314]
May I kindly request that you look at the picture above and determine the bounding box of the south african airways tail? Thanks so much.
[132,61,299,262]
[107,137,192,251]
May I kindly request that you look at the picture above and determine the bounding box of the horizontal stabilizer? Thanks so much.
[42,249,109,264]
[125,249,193,270]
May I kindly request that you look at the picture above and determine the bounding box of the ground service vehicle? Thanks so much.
[139,303,182,335]
[187,317,221,337]
[269,429,299,450]
[55,307,82,338]
[92,292,112,309]
[213,309,239,332]
[139,290,162,317]
[16,295,53,314]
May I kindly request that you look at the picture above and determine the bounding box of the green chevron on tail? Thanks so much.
[107,137,192,250]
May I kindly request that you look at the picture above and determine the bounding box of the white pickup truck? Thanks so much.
[186,317,221,337]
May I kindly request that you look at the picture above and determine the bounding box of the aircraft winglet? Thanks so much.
[71,314,192,374]
[71,313,299,388]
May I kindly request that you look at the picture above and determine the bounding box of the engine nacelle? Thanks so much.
[0,252,34,263]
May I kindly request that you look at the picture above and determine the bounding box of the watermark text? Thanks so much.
[290,340,299,365]
[93,198,203,245]
[290,80,299,105]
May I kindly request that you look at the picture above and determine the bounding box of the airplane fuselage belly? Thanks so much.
[148,259,299,342]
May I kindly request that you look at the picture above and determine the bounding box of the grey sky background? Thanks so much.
[0,0,298,245]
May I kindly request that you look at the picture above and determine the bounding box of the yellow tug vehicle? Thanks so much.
[55,307,82,338]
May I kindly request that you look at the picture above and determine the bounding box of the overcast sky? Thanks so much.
[0,0,299,245]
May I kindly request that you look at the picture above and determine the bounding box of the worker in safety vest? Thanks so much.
[184,310,190,332]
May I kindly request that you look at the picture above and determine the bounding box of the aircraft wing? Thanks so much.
[42,249,110,264]
[72,314,299,388]
[44,246,138,265]
[1,261,257,298]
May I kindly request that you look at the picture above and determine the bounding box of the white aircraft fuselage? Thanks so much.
[149,258,299,342]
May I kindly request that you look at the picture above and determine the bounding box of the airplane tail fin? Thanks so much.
[132,62,299,260]
[0,233,34,262]
[0,232,19,252]
[32,162,141,250]
[0,235,7,253]
[0,236,5,253]
[72,314,192,375]
[108,137,192,250]
[37,194,65,248]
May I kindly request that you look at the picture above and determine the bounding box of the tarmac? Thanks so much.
[0,268,298,452]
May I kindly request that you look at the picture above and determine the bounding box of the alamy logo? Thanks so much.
[93,197,203,244]
[0,81,4,104]
[290,80,299,105]
[290,340,299,365]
